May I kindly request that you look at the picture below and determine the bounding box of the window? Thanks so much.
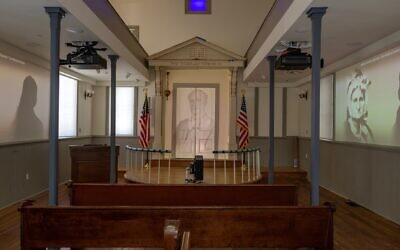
[109,87,135,135]
[59,75,77,137]
[185,0,211,14]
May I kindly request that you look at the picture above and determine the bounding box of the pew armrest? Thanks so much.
[164,219,181,250]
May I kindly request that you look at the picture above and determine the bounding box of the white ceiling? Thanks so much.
[109,0,275,56]
[1,0,400,84]
[0,0,140,82]
[246,0,400,83]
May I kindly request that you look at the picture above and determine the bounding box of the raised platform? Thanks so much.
[124,158,261,184]
[123,159,307,184]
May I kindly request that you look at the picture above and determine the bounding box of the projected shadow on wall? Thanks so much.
[345,69,374,143]
[12,76,44,141]
[394,73,400,144]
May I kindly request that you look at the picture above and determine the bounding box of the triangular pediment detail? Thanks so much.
[148,37,245,62]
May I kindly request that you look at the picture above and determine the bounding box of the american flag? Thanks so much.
[139,95,150,148]
[237,94,249,149]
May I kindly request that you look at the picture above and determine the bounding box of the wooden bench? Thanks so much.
[20,203,335,249]
[69,183,298,206]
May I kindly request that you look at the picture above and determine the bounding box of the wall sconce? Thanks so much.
[84,89,94,99]
[164,72,171,100]
[299,89,308,100]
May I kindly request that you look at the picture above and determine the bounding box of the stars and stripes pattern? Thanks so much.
[237,94,249,149]
[139,94,150,148]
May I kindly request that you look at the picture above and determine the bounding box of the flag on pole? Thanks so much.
[237,94,249,149]
[139,94,150,148]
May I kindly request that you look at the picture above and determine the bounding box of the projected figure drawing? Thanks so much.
[344,69,374,143]
[176,89,215,156]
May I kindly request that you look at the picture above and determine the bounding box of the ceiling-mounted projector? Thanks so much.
[60,41,107,70]
[275,48,312,71]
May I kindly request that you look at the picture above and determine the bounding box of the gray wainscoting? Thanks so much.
[0,137,91,208]
[299,137,400,224]
[248,136,297,168]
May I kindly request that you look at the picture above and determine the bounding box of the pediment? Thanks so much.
[148,37,245,68]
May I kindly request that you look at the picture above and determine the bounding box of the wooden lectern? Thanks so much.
[69,144,119,183]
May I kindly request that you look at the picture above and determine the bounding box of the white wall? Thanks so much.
[286,87,299,136]
[91,86,107,136]
[257,87,283,137]
[0,53,49,143]
[78,81,93,136]
[297,83,312,137]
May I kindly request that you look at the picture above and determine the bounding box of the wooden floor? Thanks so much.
[1,174,399,249]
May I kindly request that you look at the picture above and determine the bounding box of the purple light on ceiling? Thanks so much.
[188,0,207,12]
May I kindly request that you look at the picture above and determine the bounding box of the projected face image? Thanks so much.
[345,70,374,142]
[350,87,366,119]
[188,89,207,117]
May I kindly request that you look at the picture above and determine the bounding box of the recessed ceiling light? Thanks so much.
[66,27,84,34]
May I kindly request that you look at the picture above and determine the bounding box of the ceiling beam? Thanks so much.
[58,0,149,81]
[243,0,312,81]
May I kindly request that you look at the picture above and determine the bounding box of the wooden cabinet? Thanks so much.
[69,144,119,182]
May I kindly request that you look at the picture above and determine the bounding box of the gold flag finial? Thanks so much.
[241,89,246,95]
[143,87,148,95]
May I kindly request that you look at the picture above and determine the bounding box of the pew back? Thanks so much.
[20,205,334,249]
[70,183,298,206]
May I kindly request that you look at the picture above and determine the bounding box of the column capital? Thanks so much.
[45,7,66,17]
[267,55,277,62]
[306,7,327,18]
[108,54,120,61]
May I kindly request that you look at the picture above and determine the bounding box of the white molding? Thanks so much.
[148,37,245,60]
[149,59,244,68]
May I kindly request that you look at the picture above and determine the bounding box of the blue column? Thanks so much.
[267,56,276,184]
[108,55,119,183]
[45,7,65,206]
[307,7,327,206]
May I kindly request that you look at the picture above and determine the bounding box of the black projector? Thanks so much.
[60,41,108,70]
[66,54,107,70]
[275,53,312,70]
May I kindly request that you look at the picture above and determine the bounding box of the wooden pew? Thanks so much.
[20,203,335,249]
[69,183,298,206]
